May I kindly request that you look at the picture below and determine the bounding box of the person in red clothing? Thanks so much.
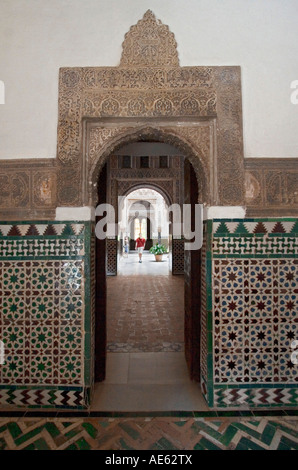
[135,233,146,263]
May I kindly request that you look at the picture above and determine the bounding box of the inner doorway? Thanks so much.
[108,187,179,353]
[119,187,169,265]
[93,142,205,410]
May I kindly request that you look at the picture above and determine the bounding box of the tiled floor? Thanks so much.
[92,251,202,412]
[107,252,184,352]
[0,414,297,450]
[118,251,170,276]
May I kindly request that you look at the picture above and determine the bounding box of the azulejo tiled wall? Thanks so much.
[0,221,93,408]
[201,218,298,408]
[1,218,297,410]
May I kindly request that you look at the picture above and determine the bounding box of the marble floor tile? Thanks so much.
[90,352,208,411]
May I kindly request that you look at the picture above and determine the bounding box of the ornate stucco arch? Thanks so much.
[57,10,245,209]
[87,123,209,206]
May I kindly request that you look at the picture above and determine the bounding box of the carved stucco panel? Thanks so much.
[244,159,298,216]
[244,171,262,205]
[32,171,57,208]
[57,166,81,206]
[81,89,217,118]
[79,66,215,91]
[0,171,29,209]
[0,159,57,220]
[213,67,245,206]
[57,120,81,164]
[88,127,127,163]
[286,173,298,205]
[265,170,298,206]
[120,10,179,67]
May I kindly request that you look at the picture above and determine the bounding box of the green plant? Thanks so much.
[149,244,167,255]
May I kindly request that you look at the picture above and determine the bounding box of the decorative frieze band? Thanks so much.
[0,159,57,220]
[245,158,298,216]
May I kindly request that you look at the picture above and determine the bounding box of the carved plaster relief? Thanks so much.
[245,158,298,216]
[244,171,261,204]
[120,10,179,67]
[56,11,245,208]
[0,159,57,220]
[85,120,213,206]
[0,171,29,208]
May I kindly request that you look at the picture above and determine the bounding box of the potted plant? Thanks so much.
[149,243,167,262]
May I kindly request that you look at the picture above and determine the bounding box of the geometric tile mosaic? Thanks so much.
[0,388,86,407]
[1,218,297,410]
[213,258,298,385]
[0,223,85,237]
[200,235,209,397]
[212,219,297,257]
[0,222,92,408]
[212,236,297,257]
[201,218,298,409]
[172,239,185,275]
[214,387,298,408]
[213,219,297,235]
[0,416,297,450]
[0,223,85,259]
[106,238,117,275]
[0,260,84,386]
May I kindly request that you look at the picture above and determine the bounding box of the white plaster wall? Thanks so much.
[0,0,297,159]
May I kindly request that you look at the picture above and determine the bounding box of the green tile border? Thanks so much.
[0,221,86,260]
[83,221,93,391]
[203,220,214,407]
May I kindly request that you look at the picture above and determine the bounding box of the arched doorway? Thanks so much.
[120,187,171,254]
[53,10,246,410]
[93,138,203,409]
[47,9,247,411]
